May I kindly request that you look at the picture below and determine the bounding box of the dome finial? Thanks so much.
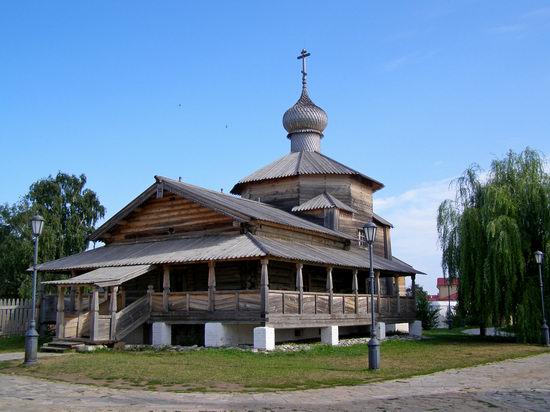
[297,49,311,88]
[283,49,328,153]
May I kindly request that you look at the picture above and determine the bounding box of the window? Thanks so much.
[358,229,367,247]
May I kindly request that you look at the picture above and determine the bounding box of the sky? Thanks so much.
[1,1,549,293]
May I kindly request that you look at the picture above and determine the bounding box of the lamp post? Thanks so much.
[364,221,379,370]
[24,215,44,365]
[535,251,549,347]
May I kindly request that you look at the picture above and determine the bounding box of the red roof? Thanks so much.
[428,292,458,302]
[437,277,459,287]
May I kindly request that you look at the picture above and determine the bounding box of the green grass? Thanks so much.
[0,335,50,353]
[0,329,547,392]
[0,336,27,353]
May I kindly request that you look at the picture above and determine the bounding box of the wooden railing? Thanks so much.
[151,290,261,312]
[115,295,150,340]
[150,289,414,319]
[268,290,415,318]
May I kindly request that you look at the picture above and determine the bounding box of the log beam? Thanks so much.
[296,263,304,314]
[55,286,65,339]
[394,275,401,314]
[260,258,269,319]
[110,285,119,340]
[352,269,359,314]
[326,266,333,314]
[90,287,99,341]
[162,266,170,312]
[208,261,216,312]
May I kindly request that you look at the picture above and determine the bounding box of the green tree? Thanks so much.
[437,148,549,342]
[414,285,440,330]
[0,172,105,298]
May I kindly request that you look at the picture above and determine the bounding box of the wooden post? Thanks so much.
[394,275,400,314]
[296,263,304,314]
[69,286,76,312]
[75,286,82,337]
[375,271,381,314]
[208,261,216,312]
[38,281,47,336]
[411,274,416,314]
[119,287,126,309]
[55,286,65,339]
[109,285,119,341]
[162,266,170,312]
[90,287,99,342]
[352,269,359,314]
[326,266,333,314]
[147,284,154,311]
[260,258,269,319]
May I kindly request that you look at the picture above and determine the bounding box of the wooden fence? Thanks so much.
[0,298,35,337]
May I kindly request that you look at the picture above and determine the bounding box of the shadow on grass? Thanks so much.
[0,335,51,353]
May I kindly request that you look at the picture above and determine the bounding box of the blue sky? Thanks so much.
[1,1,549,293]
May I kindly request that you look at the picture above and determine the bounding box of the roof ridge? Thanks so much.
[323,191,337,207]
[244,233,269,256]
[295,150,304,174]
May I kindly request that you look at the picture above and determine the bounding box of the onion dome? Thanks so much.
[283,49,328,153]
[283,87,328,136]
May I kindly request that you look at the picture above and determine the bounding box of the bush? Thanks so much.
[415,286,440,330]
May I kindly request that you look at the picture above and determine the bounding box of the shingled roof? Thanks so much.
[230,151,384,194]
[38,233,424,275]
[89,176,355,242]
[292,192,356,214]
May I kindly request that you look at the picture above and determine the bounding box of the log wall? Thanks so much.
[107,191,237,243]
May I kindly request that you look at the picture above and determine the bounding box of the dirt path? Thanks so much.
[1,353,549,411]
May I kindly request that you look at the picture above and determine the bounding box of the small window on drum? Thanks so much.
[358,229,367,248]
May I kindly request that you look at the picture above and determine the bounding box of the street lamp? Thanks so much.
[535,251,549,347]
[364,221,379,370]
[25,214,45,365]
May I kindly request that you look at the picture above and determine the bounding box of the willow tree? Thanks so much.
[437,148,549,342]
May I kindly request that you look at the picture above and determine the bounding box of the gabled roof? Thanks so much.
[230,151,384,194]
[38,233,424,275]
[292,192,356,214]
[373,213,393,228]
[89,176,354,242]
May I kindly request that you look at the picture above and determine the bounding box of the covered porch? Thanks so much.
[44,258,418,346]
[40,233,423,348]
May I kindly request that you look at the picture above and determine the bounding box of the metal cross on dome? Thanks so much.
[297,49,311,86]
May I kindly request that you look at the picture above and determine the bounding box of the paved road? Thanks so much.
[1,353,549,411]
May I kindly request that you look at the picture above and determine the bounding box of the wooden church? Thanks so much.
[40,50,423,350]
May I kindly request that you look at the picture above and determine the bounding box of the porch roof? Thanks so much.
[37,234,424,275]
[42,265,156,287]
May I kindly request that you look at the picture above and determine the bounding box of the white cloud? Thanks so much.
[381,50,440,73]
[374,178,455,294]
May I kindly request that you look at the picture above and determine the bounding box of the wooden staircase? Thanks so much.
[114,295,151,341]
[41,340,85,353]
